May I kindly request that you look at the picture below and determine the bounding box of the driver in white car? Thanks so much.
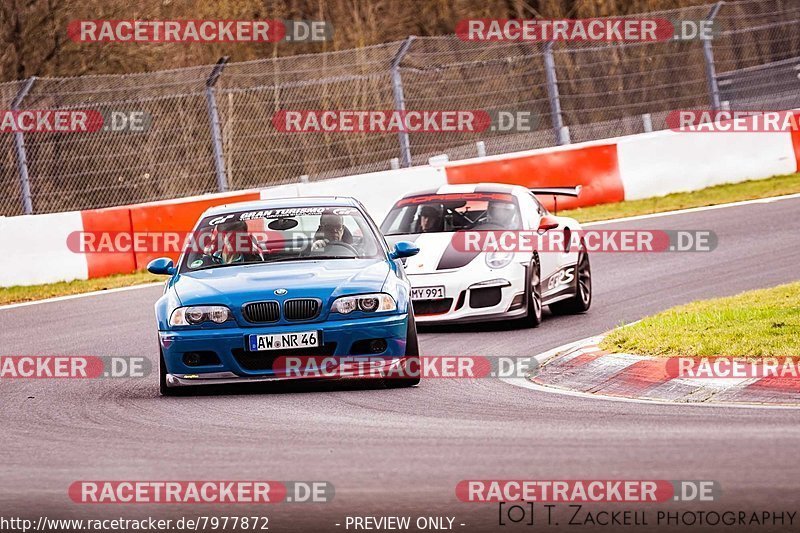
[311,213,349,252]
[478,200,519,230]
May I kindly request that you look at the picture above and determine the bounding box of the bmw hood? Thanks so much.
[172,259,390,307]
[387,233,481,274]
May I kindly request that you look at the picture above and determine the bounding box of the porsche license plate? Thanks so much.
[248,331,319,351]
[411,286,445,300]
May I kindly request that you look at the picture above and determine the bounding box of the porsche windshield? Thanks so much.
[381,192,522,235]
[180,206,383,272]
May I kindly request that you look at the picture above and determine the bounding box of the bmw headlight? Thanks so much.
[331,293,396,314]
[169,305,232,326]
[485,250,514,269]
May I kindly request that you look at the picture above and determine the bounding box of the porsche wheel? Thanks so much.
[549,250,592,315]
[522,256,543,328]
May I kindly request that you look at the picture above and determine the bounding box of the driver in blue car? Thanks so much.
[311,213,351,252]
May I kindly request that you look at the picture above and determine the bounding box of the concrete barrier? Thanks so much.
[0,211,88,286]
[617,129,797,200]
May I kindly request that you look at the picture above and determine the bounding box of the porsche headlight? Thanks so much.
[169,306,232,326]
[331,293,396,314]
[485,250,514,269]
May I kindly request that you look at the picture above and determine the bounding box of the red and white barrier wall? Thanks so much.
[444,141,623,211]
[3,118,799,287]
[445,111,800,207]
[0,167,447,287]
[1,190,261,287]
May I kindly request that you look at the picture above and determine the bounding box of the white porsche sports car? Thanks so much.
[380,183,591,326]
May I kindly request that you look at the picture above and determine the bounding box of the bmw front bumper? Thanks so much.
[160,313,409,388]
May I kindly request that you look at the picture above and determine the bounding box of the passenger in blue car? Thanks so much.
[196,220,264,267]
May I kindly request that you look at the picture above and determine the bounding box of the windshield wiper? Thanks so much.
[185,262,256,273]
[262,255,361,262]
[184,255,362,272]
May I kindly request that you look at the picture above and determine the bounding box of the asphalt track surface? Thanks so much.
[2,196,800,532]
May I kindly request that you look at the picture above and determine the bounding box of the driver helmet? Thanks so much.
[487,201,516,227]
[418,205,443,232]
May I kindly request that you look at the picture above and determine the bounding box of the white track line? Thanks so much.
[4,190,800,310]
[582,191,800,227]
[501,337,800,410]
[0,282,163,311]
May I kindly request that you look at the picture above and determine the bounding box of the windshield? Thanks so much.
[180,206,384,273]
[381,192,522,235]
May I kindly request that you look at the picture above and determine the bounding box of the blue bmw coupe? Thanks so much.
[147,197,421,395]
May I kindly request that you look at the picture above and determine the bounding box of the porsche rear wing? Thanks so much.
[529,186,582,198]
[529,186,582,214]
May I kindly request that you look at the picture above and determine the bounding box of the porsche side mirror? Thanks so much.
[147,257,176,275]
[538,215,559,232]
[389,241,420,260]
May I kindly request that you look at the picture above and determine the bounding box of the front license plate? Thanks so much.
[248,331,320,351]
[411,286,445,300]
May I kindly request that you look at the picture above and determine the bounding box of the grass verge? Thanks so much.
[0,271,163,306]
[562,172,800,223]
[601,281,800,358]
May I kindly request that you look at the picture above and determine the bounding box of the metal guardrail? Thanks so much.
[1,0,799,216]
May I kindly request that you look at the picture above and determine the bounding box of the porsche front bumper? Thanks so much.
[408,262,528,324]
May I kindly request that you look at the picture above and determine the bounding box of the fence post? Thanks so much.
[12,76,37,215]
[205,57,230,192]
[542,42,569,145]
[642,113,653,133]
[703,2,724,111]
[391,36,415,168]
